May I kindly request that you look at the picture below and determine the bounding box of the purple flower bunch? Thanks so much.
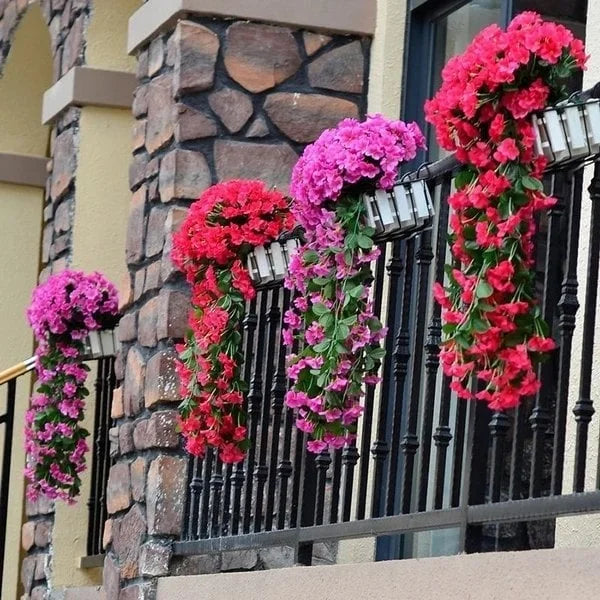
[25,270,118,503]
[285,115,425,453]
[290,114,425,230]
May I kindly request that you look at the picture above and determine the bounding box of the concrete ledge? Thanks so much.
[127,0,377,54]
[157,547,600,600]
[0,153,47,188]
[42,67,137,124]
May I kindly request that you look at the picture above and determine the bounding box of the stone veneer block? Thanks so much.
[264,92,359,143]
[214,140,298,192]
[147,456,188,535]
[224,22,301,93]
[173,21,219,95]
[158,149,211,202]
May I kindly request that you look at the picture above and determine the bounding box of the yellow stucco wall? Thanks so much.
[86,0,140,73]
[0,4,51,155]
[367,0,407,117]
[51,105,132,587]
[0,185,44,600]
[555,0,600,548]
[0,5,51,600]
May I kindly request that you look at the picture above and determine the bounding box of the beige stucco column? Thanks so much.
[554,0,600,549]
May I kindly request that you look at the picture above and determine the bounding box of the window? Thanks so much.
[404,0,507,162]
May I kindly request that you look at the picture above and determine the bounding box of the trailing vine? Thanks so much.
[425,12,587,410]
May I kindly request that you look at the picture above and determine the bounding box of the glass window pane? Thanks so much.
[429,0,503,159]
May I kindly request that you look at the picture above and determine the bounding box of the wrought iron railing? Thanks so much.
[0,357,35,590]
[176,98,600,564]
[85,356,116,560]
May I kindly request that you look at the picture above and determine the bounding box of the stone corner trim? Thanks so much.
[42,67,138,125]
[0,153,47,188]
[127,0,376,54]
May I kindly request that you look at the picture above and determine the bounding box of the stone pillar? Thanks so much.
[107,9,371,599]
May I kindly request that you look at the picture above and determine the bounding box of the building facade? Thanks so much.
[0,1,599,599]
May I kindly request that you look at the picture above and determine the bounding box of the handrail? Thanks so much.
[0,357,36,386]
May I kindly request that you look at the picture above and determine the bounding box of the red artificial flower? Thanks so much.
[493,138,520,163]
[173,180,294,462]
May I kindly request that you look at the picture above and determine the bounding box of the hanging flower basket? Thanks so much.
[246,237,300,285]
[533,98,600,165]
[82,328,120,359]
[362,178,435,236]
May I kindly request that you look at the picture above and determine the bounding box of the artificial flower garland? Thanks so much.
[172,180,293,463]
[425,12,587,411]
[25,270,118,502]
[284,115,426,452]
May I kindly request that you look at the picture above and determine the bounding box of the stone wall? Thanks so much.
[105,14,370,600]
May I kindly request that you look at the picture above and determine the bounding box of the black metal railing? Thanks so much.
[86,356,116,558]
[0,357,35,590]
[176,115,600,564]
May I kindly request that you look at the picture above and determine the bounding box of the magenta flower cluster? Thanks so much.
[285,115,425,453]
[290,114,426,230]
[25,270,118,503]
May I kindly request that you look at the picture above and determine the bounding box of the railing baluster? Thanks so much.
[509,401,527,500]
[432,374,453,510]
[451,394,468,508]
[400,229,434,515]
[243,294,267,533]
[573,166,600,492]
[254,288,281,533]
[276,406,295,530]
[356,244,387,520]
[489,412,510,502]
[371,242,403,518]
[87,358,105,556]
[386,239,415,515]
[315,450,332,525]
[199,449,214,538]
[418,176,451,512]
[340,441,359,521]
[209,460,224,537]
[329,449,342,524]
[230,297,258,536]
[289,427,305,528]
[0,378,16,584]
[530,173,566,498]
[551,173,583,495]
[187,456,203,539]
[266,289,289,531]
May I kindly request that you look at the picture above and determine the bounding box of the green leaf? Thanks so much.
[303,250,319,265]
[312,303,330,316]
[476,281,493,299]
[336,324,350,340]
[442,323,457,335]
[472,317,489,333]
[454,168,476,189]
[369,347,386,360]
[319,313,335,329]
[357,233,374,250]
[335,342,348,354]
[348,284,364,299]
[313,340,331,353]
[313,276,331,286]
[521,176,544,191]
